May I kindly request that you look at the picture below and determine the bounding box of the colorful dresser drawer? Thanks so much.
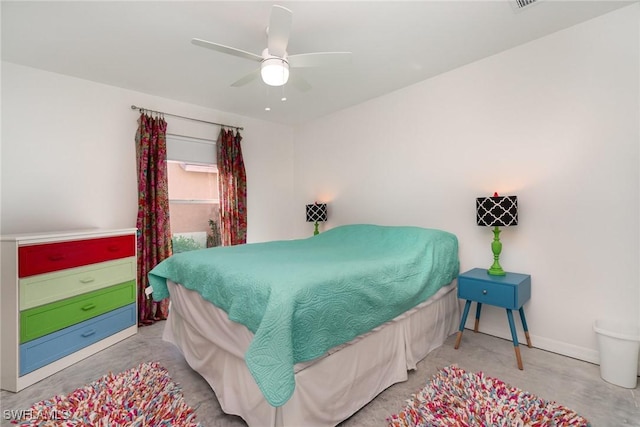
[19,257,136,310]
[18,234,135,277]
[20,280,136,343]
[19,303,136,376]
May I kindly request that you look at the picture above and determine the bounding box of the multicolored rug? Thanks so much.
[388,365,590,427]
[12,362,201,426]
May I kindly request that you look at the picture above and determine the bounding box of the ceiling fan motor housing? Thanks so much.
[261,49,290,86]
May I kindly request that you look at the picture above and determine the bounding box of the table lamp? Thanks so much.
[476,193,518,276]
[306,203,327,236]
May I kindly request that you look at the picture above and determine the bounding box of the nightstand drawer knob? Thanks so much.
[482,289,488,295]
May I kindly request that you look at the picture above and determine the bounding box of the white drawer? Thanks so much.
[19,257,136,310]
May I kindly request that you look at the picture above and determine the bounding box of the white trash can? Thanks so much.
[593,319,640,388]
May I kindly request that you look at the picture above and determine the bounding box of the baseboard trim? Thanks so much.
[469,326,600,365]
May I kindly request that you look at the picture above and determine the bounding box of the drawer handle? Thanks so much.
[48,254,65,261]
[482,290,488,295]
[81,303,96,311]
[107,245,120,252]
[81,329,96,338]
[79,277,95,284]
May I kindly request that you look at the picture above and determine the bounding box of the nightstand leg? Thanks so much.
[455,300,472,349]
[474,302,482,332]
[519,307,532,348]
[454,331,463,349]
[514,346,523,371]
[506,309,524,370]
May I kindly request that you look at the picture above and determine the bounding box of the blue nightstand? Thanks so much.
[454,268,532,369]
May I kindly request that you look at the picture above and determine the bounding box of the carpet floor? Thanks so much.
[2,322,638,426]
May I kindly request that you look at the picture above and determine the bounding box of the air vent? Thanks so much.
[515,0,537,8]
[512,0,539,10]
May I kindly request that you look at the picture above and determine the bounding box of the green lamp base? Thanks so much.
[487,226,506,276]
[313,221,320,236]
[488,265,506,276]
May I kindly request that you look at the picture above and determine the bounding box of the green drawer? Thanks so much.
[20,280,136,343]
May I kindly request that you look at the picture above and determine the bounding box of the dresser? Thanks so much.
[1,229,138,392]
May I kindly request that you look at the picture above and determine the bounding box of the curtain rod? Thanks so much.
[130,105,243,131]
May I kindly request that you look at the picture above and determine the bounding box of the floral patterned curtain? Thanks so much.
[217,128,247,246]
[135,113,172,325]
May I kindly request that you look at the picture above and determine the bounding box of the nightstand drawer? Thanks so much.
[458,279,516,308]
[457,268,531,310]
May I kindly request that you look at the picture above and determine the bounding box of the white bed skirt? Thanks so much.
[163,279,460,427]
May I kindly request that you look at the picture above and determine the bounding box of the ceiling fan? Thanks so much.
[191,4,352,91]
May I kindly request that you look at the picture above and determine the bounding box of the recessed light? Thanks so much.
[281,97,287,102]
[265,107,271,111]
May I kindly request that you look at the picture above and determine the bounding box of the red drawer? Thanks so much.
[18,235,135,278]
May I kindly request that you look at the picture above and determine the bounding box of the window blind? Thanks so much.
[166,134,216,165]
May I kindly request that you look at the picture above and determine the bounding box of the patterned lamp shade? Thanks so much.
[306,203,328,223]
[476,195,518,227]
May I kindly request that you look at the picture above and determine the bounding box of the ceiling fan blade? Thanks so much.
[231,69,261,87]
[289,74,312,92]
[192,38,262,62]
[267,5,292,58]
[288,52,353,68]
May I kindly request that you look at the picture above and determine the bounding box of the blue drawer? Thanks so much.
[458,279,516,308]
[19,303,136,376]
[457,268,531,310]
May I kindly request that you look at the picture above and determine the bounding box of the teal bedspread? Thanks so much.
[149,224,459,407]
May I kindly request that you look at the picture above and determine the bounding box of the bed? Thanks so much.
[148,224,460,427]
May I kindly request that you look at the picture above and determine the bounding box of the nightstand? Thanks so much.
[454,268,532,369]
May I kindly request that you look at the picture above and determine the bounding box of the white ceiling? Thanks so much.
[1,1,633,126]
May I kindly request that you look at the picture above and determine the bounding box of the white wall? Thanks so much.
[293,5,640,364]
[1,62,295,243]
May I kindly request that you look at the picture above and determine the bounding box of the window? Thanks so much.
[166,134,221,253]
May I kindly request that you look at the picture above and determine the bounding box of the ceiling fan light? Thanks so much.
[261,57,290,86]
